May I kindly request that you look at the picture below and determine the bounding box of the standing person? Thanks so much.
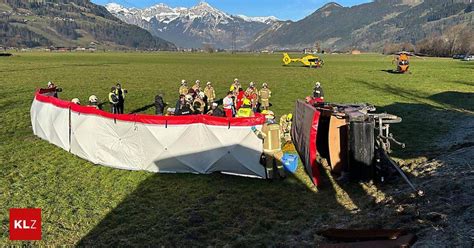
[313,81,324,100]
[47,81,60,98]
[179,80,188,95]
[259,83,272,111]
[231,78,240,95]
[114,83,127,114]
[155,92,165,115]
[245,82,258,112]
[236,88,245,110]
[192,80,202,92]
[279,113,293,144]
[108,87,119,114]
[204,82,216,110]
[252,112,286,179]
[223,91,234,117]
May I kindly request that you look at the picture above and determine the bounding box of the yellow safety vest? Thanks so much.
[237,107,252,117]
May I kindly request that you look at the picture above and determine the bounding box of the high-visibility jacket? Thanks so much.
[109,92,118,104]
[114,88,126,100]
[236,107,253,117]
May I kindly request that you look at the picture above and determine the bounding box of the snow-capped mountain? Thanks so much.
[106,2,281,49]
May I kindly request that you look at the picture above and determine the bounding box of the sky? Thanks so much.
[92,0,372,21]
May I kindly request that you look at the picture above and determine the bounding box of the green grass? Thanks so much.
[0,52,473,246]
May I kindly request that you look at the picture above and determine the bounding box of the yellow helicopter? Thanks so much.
[282,53,324,68]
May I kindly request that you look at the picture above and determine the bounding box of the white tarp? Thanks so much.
[31,92,266,178]
[30,97,70,151]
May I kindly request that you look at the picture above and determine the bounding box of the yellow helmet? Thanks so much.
[243,99,251,105]
[287,113,293,121]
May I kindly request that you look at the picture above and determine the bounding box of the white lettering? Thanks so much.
[14,220,23,229]
[30,220,37,229]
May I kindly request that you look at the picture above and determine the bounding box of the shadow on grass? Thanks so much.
[76,148,356,246]
[129,103,155,114]
[380,69,405,74]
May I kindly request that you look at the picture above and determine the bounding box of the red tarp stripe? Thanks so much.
[34,90,265,126]
[309,110,321,186]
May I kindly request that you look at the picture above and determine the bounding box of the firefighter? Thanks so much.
[88,95,100,109]
[245,82,258,112]
[259,83,271,111]
[192,80,202,92]
[193,92,206,114]
[114,83,127,114]
[252,111,286,179]
[179,80,188,95]
[280,113,293,143]
[204,82,216,109]
[236,99,254,117]
[236,88,245,110]
[313,81,324,100]
[231,78,240,95]
[109,87,119,114]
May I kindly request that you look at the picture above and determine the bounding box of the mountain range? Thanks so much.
[107,0,473,51]
[106,2,280,49]
[0,0,175,50]
[251,0,473,51]
[1,0,472,52]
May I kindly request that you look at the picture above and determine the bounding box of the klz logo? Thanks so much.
[9,208,42,240]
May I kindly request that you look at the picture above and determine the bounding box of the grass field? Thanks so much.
[1,52,473,246]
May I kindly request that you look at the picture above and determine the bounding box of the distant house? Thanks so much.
[351,50,361,55]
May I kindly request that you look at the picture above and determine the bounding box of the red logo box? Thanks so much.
[9,208,42,241]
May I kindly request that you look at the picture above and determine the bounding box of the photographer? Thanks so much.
[109,87,119,114]
[114,83,128,114]
[46,81,62,98]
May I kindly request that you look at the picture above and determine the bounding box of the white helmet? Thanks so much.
[185,95,193,103]
[249,82,255,87]
[47,81,53,87]
[71,98,80,104]
[89,95,98,103]
[315,81,321,87]
[234,78,239,83]
[262,82,268,87]
[181,79,187,85]
[195,80,201,84]
[198,92,205,99]
[207,81,212,86]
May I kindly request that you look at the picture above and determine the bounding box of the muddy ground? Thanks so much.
[312,114,474,247]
